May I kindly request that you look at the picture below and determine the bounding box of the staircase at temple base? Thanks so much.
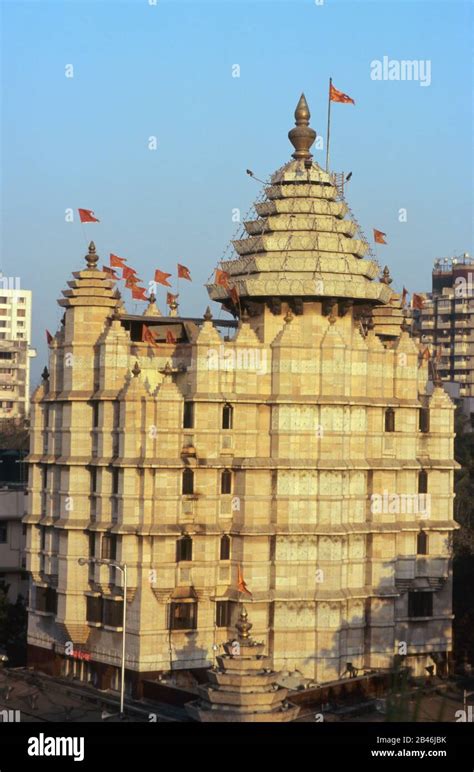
[185,607,300,722]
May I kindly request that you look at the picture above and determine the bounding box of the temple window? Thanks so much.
[384,407,395,433]
[221,469,232,495]
[222,403,233,430]
[182,468,194,495]
[176,535,193,562]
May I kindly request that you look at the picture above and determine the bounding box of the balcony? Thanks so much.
[395,556,449,592]
[181,436,196,457]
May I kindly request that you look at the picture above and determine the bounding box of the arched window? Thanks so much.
[220,534,231,561]
[176,535,192,562]
[418,470,428,494]
[183,402,194,429]
[222,403,233,430]
[182,468,194,495]
[419,408,430,433]
[221,469,232,495]
[384,407,395,433]
[417,530,428,555]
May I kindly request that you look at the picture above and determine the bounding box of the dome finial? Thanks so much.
[85,241,98,270]
[288,93,316,160]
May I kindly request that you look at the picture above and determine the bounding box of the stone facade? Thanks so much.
[24,96,455,693]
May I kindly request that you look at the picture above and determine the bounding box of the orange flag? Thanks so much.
[237,564,252,597]
[401,287,408,306]
[103,265,118,279]
[46,330,53,345]
[229,285,239,306]
[78,208,100,223]
[142,325,158,348]
[166,292,178,306]
[373,229,387,245]
[177,263,192,281]
[132,287,147,301]
[421,347,431,363]
[215,268,230,289]
[330,83,355,105]
[122,266,137,280]
[412,293,424,310]
[166,330,176,344]
[125,276,140,288]
[110,253,127,268]
[154,269,172,287]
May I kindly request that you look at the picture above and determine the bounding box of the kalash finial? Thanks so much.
[288,93,317,161]
[85,241,99,270]
[236,606,253,641]
[380,265,393,285]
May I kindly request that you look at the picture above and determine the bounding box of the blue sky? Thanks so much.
[1,0,472,384]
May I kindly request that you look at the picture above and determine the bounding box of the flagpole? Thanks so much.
[325,77,332,172]
[79,222,90,249]
[176,271,179,317]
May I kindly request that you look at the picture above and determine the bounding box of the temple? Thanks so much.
[24,95,455,696]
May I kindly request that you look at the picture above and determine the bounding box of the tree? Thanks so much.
[453,406,474,665]
[0,417,30,451]
[0,583,27,666]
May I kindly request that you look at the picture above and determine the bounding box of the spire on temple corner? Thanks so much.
[288,93,317,160]
[143,291,162,317]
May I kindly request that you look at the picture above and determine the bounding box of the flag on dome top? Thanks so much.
[46,330,53,345]
[142,325,158,348]
[122,266,137,280]
[237,564,252,597]
[110,253,127,268]
[132,287,147,301]
[166,292,178,306]
[166,329,176,344]
[329,83,355,105]
[412,293,425,310]
[373,229,387,245]
[401,287,408,306]
[154,269,172,287]
[125,276,140,288]
[215,268,230,289]
[78,208,100,223]
[177,263,192,281]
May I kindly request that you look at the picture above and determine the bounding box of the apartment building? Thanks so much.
[0,282,36,418]
[419,254,474,424]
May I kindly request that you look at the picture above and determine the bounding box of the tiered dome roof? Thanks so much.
[58,242,119,311]
[207,94,393,312]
